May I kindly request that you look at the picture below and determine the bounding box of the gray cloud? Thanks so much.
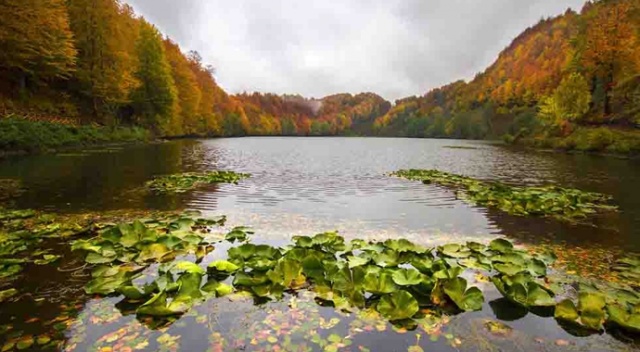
[124,0,586,101]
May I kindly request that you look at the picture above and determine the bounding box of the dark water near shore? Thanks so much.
[0,137,639,351]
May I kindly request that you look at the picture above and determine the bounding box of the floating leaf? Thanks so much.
[33,254,61,265]
[363,271,396,295]
[440,277,484,311]
[145,171,250,194]
[607,304,640,334]
[489,239,514,253]
[438,244,471,259]
[0,288,18,302]
[85,252,116,264]
[377,291,419,321]
[391,268,423,286]
[555,299,579,322]
[577,292,606,330]
[208,260,240,273]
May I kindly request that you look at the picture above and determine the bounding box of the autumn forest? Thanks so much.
[2,1,640,351]
[0,0,639,153]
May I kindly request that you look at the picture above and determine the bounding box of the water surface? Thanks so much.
[1,137,639,351]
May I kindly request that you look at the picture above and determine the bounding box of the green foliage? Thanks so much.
[607,303,640,333]
[538,73,591,127]
[525,127,640,155]
[0,207,624,337]
[431,277,484,311]
[554,292,607,330]
[0,117,150,152]
[145,171,250,194]
[393,169,617,222]
[612,254,640,282]
[0,208,87,296]
[377,291,420,321]
[131,21,178,132]
[70,213,226,273]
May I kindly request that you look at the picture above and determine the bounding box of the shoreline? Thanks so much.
[1,116,637,160]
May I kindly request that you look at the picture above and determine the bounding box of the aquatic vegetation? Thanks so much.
[1,209,639,352]
[392,169,617,222]
[144,171,250,194]
[555,292,607,331]
[0,208,84,282]
[612,254,640,282]
[65,212,640,338]
[0,117,151,153]
[0,179,24,202]
[72,216,224,266]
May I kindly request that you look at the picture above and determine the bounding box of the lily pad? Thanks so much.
[207,260,240,273]
[438,277,484,311]
[145,171,250,194]
[391,268,424,286]
[377,290,419,321]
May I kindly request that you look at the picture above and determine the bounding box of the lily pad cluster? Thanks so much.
[145,171,250,194]
[392,169,617,221]
[66,212,246,322]
[71,214,225,267]
[66,214,640,336]
[1,208,82,298]
[553,281,640,334]
[612,254,640,282]
[0,179,24,202]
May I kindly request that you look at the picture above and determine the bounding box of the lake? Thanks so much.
[0,137,639,351]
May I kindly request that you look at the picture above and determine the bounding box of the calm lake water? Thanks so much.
[1,137,639,351]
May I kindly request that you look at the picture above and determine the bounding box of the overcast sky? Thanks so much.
[123,0,586,101]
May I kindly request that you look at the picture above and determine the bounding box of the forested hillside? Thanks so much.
[0,0,639,153]
[0,0,392,140]
[0,0,252,138]
[374,0,640,153]
[235,92,390,136]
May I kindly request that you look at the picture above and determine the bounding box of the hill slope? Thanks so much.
[374,0,640,153]
[0,0,638,154]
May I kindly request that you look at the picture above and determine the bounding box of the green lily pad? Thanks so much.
[170,261,206,275]
[145,171,250,194]
[33,254,61,265]
[440,277,484,311]
[489,239,514,253]
[208,260,240,273]
[267,258,306,289]
[138,243,172,262]
[202,280,233,297]
[438,244,472,258]
[377,290,419,321]
[0,288,18,302]
[363,271,396,295]
[391,268,424,286]
[607,304,640,334]
[384,239,427,254]
[347,255,370,268]
[577,292,606,330]
[233,272,270,287]
[555,299,579,322]
[85,252,117,264]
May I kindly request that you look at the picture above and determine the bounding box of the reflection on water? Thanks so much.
[0,137,639,351]
[1,137,638,249]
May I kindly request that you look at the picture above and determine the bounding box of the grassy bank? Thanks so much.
[518,127,640,158]
[0,116,152,153]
